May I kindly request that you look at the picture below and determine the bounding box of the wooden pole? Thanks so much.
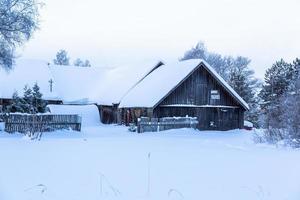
[147,152,151,197]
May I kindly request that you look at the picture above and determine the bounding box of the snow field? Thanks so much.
[0,127,300,200]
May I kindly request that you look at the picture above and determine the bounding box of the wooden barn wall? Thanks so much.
[154,107,243,130]
[118,108,153,125]
[152,66,245,130]
[158,66,240,107]
[98,105,119,124]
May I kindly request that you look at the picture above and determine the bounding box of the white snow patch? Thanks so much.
[244,120,254,128]
[47,104,101,127]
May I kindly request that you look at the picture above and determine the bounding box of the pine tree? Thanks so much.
[181,41,231,81]
[259,59,293,108]
[83,60,91,67]
[6,84,46,114]
[7,91,24,113]
[181,42,206,61]
[74,58,84,67]
[227,56,261,126]
[53,49,70,66]
[277,63,300,146]
[32,83,46,113]
[74,58,91,67]
[22,85,34,113]
[206,53,228,79]
[290,58,300,90]
[259,59,295,128]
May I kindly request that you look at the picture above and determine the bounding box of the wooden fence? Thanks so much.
[137,117,198,133]
[0,114,81,133]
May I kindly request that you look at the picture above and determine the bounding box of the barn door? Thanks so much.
[211,108,220,130]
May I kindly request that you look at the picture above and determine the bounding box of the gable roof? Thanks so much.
[119,59,249,110]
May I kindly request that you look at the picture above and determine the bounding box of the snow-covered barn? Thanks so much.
[0,58,249,130]
[118,59,249,130]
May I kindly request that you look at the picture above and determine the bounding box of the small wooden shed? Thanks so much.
[118,59,249,131]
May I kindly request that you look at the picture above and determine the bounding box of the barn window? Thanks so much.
[211,90,220,100]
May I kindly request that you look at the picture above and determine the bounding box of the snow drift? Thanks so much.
[47,104,101,127]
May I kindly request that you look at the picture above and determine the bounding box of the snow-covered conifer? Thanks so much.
[32,83,46,113]
[53,50,70,66]
[74,58,91,67]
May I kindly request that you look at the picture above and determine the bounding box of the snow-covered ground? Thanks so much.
[0,126,300,200]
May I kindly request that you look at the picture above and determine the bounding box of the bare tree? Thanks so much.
[0,0,42,70]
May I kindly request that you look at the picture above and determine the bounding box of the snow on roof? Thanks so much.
[48,64,108,104]
[119,59,202,108]
[0,58,161,106]
[0,59,59,100]
[91,61,162,105]
[119,59,249,110]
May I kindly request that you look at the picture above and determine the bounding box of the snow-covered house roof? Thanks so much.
[91,61,163,105]
[119,59,249,110]
[48,65,108,104]
[0,59,60,100]
[0,59,162,105]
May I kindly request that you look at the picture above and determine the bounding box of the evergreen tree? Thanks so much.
[259,59,295,128]
[53,49,70,65]
[32,83,46,113]
[259,60,293,109]
[286,89,300,145]
[289,58,300,90]
[181,41,231,80]
[181,42,206,61]
[273,60,300,146]
[206,53,228,79]
[83,60,91,67]
[74,58,91,67]
[7,91,24,113]
[6,84,46,114]
[74,58,84,67]
[22,85,34,113]
[228,56,261,125]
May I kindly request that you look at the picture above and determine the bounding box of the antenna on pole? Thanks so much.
[49,79,53,93]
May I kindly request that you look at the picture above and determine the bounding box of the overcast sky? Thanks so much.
[19,0,300,79]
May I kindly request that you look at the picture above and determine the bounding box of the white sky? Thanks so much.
[19,0,300,79]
